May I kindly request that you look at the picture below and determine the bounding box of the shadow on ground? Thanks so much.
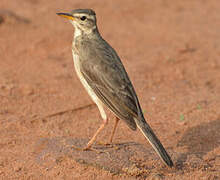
[33,137,173,176]
[176,119,220,167]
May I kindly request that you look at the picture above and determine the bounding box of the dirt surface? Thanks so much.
[0,0,220,179]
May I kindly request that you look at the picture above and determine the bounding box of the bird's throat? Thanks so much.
[74,25,82,39]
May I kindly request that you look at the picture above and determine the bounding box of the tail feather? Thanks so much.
[128,85,173,167]
[135,117,173,167]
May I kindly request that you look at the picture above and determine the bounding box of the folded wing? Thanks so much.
[79,40,140,130]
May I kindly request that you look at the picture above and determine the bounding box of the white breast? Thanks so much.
[71,25,87,88]
[71,24,107,120]
[72,25,95,98]
[72,49,107,120]
[72,50,99,103]
[72,50,90,93]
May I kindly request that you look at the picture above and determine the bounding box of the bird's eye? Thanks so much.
[80,16,87,21]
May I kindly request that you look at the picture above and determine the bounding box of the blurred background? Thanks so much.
[0,0,219,179]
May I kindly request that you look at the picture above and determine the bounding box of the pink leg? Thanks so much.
[109,117,120,143]
[83,117,108,150]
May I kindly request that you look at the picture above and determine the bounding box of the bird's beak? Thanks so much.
[56,13,75,21]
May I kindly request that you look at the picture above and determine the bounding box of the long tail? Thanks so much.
[134,117,173,167]
[129,85,173,167]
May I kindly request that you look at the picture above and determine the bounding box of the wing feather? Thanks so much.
[78,37,141,130]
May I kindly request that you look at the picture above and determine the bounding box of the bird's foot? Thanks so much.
[71,145,84,151]
[96,141,113,147]
[96,141,121,150]
[71,145,104,154]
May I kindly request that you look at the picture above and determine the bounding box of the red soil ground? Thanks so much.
[0,0,219,179]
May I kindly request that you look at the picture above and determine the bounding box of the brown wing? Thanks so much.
[79,37,141,130]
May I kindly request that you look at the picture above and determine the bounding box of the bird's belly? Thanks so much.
[72,51,99,103]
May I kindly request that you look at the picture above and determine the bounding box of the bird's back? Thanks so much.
[74,33,146,130]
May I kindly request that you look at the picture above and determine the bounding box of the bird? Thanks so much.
[57,9,173,167]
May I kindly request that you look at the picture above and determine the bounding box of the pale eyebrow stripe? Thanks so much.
[74,15,94,22]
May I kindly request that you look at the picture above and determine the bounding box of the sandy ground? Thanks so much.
[0,0,220,179]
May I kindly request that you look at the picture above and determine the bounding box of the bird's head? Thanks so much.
[57,9,97,36]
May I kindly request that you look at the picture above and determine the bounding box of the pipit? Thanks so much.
[57,9,173,167]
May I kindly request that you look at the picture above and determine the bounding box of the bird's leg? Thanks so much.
[83,117,108,150]
[108,117,120,144]
[96,117,120,147]
[83,101,108,151]
[72,99,108,152]
[71,118,108,153]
